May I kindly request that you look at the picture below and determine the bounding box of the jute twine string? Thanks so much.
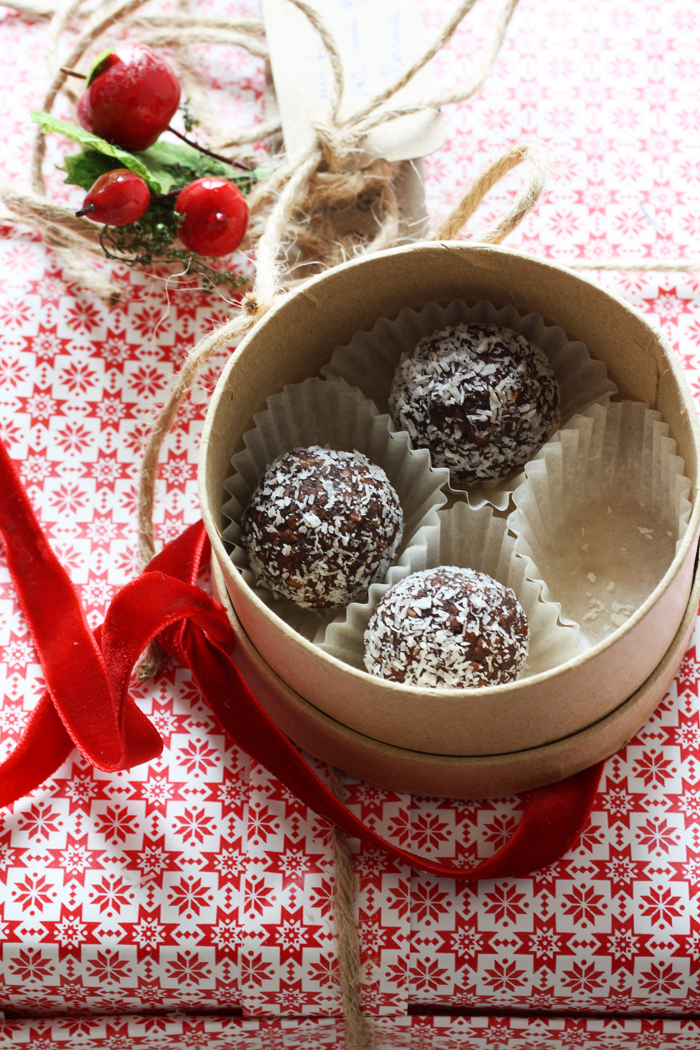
[327,769,375,1050]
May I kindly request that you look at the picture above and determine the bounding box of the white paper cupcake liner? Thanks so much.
[320,501,581,678]
[221,377,450,644]
[508,400,693,651]
[321,299,618,510]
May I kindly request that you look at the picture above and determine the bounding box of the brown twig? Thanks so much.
[166,125,253,171]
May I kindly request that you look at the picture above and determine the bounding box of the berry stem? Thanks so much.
[61,67,87,79]
[166,125,252,172]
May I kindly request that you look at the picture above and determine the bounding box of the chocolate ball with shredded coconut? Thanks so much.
[389,322,560,485]
[364,566,528,688]
[241,446,404,609]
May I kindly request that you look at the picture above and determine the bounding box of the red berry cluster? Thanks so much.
[75,45,248,258]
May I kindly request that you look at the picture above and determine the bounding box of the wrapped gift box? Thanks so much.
[3,0,700,1047]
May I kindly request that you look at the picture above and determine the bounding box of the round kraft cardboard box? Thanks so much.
[199,244,700,776]
[210,553,700,799]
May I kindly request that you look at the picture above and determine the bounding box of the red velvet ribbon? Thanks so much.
[0,437,603,879]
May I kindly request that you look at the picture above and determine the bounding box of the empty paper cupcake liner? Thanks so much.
[509,400,693,651]
[319,500,581,676]
[321,298,618,510]
[221,377,450,645]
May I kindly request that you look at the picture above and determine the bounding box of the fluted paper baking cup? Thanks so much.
[222,377,449,644]
[509,400,693,651]
[321,299,618,509]
[319,500,580,677]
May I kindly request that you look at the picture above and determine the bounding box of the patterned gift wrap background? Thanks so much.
[2,0,700,1046]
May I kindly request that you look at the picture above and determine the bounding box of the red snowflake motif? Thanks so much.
[576,822,604,852]
[612,208,646,237]
[8,947,54,983]
[608,151,645,184]
[240,951,275,988]
[59,360,98,394]
[610,107,641,132]
[165,951,211,986]
[636,816,680,854]
[94,804,138,844]
[168,876,213,918]
[89,874,133,915]
[385,879,411,920]
[306,954,338,984]
[385,954,409,985]
[481,958,527,993]
[482,813,519,851]
[411,956,453,993]
[12,873,55,913]
[55,915,88,947]
[0,418,24,448]
[56,544,84,576]
[639,886,684,929]
[482,883,528,924]
[547,106,576,129]
[130,916,165,950]
[171,806,217,845]
[16,801,62,841]
[559,959,606,994]
[211,918,240,950]
[387,809,411,846]
[129,364,168,399]
[677,159,700,185]
[482,107,512,131]
[0,299,34,329]
[54,421,94,457]
[637,961,684,995]
[412,881,451,924]
[65,300,103,334]
[603,784,636,816]
[178,738,218,776]
[245,874,277,917]
[411,812,451,853]
[85,949,132,984]
[121,422,153,458]
[546,209,582,237]
[246,804,280,845]
[678,212,700,240]
[676,645,699,695]
[561,884,606,927]
[307,877,334,918]
[130,306,166,339]
[632,749,676,787]
[48,483,89,516]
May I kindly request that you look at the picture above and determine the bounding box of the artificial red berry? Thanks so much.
[174,178,248,257]
[76,169,150,226]
[77,45,180,152]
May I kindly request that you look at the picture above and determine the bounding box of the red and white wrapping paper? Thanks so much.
[2,0,700,1046]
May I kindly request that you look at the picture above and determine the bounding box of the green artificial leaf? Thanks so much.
[59,148,120,190]
[33,110,272,198]
[31,110,170,193]
[144,139,235,179]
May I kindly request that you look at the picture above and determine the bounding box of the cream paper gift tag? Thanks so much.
[262,0,446,239]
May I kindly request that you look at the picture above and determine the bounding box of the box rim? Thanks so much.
[199,241,700,701]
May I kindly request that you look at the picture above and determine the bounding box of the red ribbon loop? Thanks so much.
[0,437,603,879]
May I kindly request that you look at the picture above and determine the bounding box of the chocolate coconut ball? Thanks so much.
[364,566,528,688]
[389,322,560,485]
[241,446,404,609]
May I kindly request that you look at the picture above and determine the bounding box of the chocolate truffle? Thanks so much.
[364,566,528,688]
[389,322,560,485]
[241,446,404,609]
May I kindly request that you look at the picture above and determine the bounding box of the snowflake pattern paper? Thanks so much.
[1,0,700,1046]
